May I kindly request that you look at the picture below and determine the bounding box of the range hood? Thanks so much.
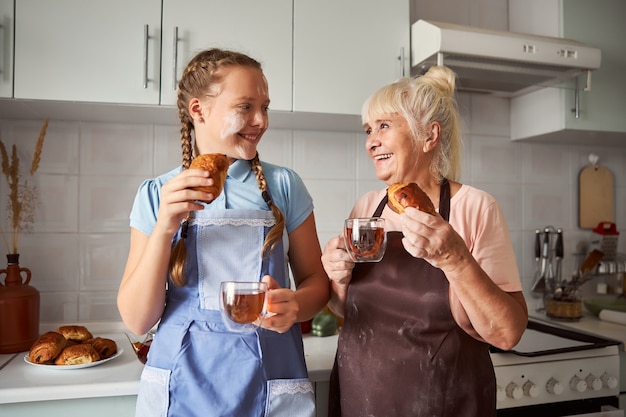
[411,20,602,97]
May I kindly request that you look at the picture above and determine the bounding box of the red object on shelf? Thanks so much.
[593,221,619,235]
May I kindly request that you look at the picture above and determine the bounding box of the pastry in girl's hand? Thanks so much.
[28,331,67,364]
[54,343,101,366]
[189,153,229,202]
[387,182,437,216]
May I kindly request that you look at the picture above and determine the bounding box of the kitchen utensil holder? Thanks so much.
[545,296,582,320]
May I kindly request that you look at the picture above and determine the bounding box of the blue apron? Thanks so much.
[135,207,315,417]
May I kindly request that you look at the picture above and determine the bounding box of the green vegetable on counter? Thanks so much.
[311,311,338,337]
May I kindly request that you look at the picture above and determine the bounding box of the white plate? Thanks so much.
[23,348,124,370]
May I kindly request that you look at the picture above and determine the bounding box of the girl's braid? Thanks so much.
[250,153,285,257]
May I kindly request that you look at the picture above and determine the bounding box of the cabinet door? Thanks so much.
[14,0,161,104]
[161,0,293,111]
[0,0,13,98]
[509,0,626,140]
[293,0,410,115]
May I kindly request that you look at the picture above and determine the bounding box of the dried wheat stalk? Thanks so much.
[0,119,48,254]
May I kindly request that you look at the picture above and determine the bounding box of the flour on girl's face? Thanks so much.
[220,110,246,140]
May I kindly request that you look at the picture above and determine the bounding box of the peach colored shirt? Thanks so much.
[349,185,522,337]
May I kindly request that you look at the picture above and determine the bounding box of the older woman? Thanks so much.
[321,66,528,417]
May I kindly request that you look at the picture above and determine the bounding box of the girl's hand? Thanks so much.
[260,275,299,333]
[321,236,355,287]
[154,169,216,236]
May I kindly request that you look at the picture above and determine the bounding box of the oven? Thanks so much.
[491,320,623,417]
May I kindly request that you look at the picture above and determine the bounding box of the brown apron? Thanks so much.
[329,179,496,417]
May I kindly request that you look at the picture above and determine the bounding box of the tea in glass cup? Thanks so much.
[220,281,268,332]
[343,217,387,262]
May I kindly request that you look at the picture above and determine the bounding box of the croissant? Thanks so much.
[54,344,100,366]
[57,325,93,343]
[83,337,118,359]
[387,182,437,216]
[189,153,229,202]
[29,331,67,364]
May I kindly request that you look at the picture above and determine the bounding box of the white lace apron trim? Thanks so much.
[190,217,276,227]
[269,380,314,396]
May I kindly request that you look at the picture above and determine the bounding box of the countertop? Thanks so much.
[1,313,622,405]
[0,322,339,405]
[528,309,626,350]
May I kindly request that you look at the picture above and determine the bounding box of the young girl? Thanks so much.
[118,49,329,417]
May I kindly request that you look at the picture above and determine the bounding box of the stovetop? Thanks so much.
[490,319,621,358]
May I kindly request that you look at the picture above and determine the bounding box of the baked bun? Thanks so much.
[29,331,67,364]
[190,153,229,202]
[387,182,437,216]
[83,337,118,359]
[54,344,101,366]
[57,325,93,343]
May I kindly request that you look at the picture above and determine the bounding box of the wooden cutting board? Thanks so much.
[579,164,614,228]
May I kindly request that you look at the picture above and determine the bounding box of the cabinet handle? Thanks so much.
[143,24,149,89]
[572,86,580,119]
[398,47,405,78]
[172,26,179,90]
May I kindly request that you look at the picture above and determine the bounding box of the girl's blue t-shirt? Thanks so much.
[129,159,313,236]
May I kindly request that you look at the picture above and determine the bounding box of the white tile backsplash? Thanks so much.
[293,130,357,179]
[80,123,153,176]
[79,234,129,292]
[78,175,145,233]
[34,175,79,233]
[17,234,80,292]
[1,90,625,322]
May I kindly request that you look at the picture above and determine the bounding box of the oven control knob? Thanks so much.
[546,378,564,395]
[601,372,618,390]
[522,380,540,398]
[585,374,602,391]
[496,385,506,402]
[505,382,523,400]
[569,375,587,392]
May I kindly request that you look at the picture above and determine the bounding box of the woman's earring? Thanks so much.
[198,117,204,124]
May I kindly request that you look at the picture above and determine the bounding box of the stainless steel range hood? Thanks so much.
[411,20,602,97]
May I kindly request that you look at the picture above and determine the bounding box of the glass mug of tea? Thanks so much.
[220,281,268,332]
[343,217,387,262]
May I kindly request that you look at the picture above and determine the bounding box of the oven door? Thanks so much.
[497,400,623,417]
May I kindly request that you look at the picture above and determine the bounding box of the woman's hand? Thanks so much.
[154,169,215,236]
[321,236,355,318]
[321,236,355,287]
[399,207,472,275]
[260,275,299,333]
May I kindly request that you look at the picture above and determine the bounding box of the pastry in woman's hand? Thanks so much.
[29,331,67,364]
[189,153,229,202]
[387,182,437,216]
[54,343,101,365]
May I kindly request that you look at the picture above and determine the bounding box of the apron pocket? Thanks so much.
[135,365,171,417]
[265,378,315,417]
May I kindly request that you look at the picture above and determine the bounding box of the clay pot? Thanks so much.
[0,254,40,353]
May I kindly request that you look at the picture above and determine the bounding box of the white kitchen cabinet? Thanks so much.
[161,0,293,111]
[0,0,13,98]
[509,0,626,144]
[293,0,410,115]
[14,0,162,104]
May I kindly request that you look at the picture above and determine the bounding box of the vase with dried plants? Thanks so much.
[0,119,48,353]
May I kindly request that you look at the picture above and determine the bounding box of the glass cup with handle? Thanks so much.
[220,281,268,332]
[343,217,387,262]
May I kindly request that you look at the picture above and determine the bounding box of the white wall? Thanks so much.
[1,0,624,323]
[1,97,625,323]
